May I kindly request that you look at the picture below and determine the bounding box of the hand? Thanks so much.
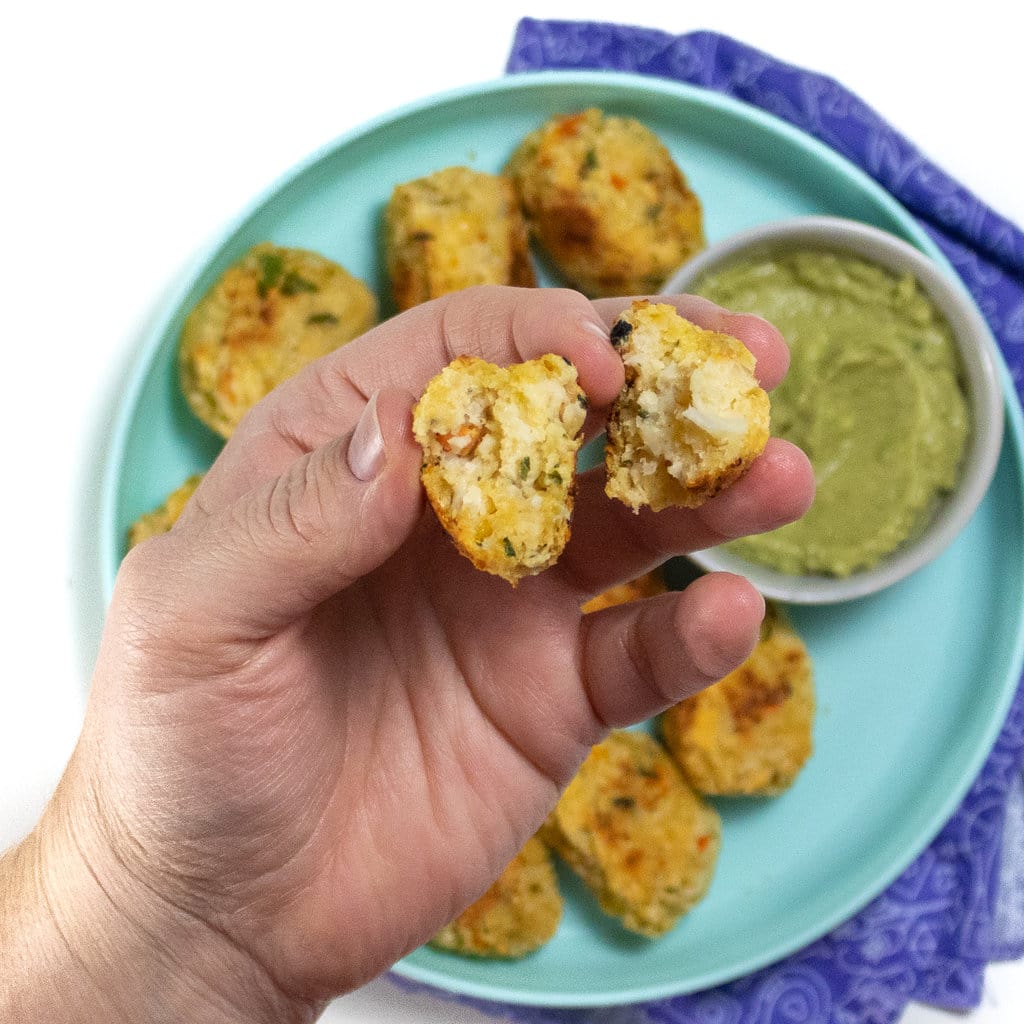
[5,286,813,1021]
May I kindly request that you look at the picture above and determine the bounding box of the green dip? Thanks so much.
[697,248,969,577]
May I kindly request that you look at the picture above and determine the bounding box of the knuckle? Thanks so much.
[265,454,329,549]
[109,537,191,651]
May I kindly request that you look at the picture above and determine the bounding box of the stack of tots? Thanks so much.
[432,572,815,957]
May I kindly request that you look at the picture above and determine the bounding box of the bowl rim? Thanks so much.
[663,215,1006,603]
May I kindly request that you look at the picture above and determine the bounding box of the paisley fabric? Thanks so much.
[391,19,1024,1024]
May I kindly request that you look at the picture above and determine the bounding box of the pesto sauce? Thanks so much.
[697,249,969,577]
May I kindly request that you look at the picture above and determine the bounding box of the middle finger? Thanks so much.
[555,438,814,598]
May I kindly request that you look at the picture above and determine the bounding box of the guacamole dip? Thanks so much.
[697,248,969,577]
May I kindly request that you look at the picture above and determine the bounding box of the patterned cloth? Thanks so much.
[393,19,1024,1024]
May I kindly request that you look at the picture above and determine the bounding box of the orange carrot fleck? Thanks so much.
[556,112,587,138]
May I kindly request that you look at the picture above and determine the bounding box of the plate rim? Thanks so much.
[98,69,1024,1008]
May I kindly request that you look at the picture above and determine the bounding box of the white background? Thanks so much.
[1,2,1021,1020]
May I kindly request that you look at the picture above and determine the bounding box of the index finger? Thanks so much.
[191,285,625,513]
[263,284,623,454]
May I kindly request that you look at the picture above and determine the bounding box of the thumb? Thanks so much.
[171,388,423,637]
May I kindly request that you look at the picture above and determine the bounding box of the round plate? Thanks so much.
[100,71,1024,1007]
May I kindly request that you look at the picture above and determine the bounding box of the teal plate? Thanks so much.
[100,72,1024,1007]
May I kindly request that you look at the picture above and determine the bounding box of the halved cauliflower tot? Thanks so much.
[605,300,770,511]
[412,354,588,584]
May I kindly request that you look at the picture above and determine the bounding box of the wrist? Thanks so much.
[2,775,320,1024]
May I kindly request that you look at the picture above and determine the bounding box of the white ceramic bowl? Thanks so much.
[662,216,1005,603]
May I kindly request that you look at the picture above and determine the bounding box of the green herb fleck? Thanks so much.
[646,203,663,221]
[548,469,563,485]
[256,251,284,297]
[281,270,319,295]
[581,148,598,174]
[502,537,516,559]
[612,796,636,810]
[519,456,531,480]
[307,312,339,326]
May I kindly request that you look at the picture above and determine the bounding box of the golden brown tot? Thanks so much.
[430,836,563,958]
[506,108,705,297]
[385,166,535,310]
[660,605,815,796]
[179,243,377,438]
[542,730,720,937]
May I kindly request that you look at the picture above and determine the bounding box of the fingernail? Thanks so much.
[684,296,774,336]
[727,310,775,333]
[347,392,385,482]
[682,295,732,326]
[581,318,611,344]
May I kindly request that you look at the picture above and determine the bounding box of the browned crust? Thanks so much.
[419,464,579,586]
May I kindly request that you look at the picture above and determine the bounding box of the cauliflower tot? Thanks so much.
[412,354,588,584]
[605,300,770,511]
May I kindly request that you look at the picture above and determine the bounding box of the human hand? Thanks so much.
[6,286,812,1022]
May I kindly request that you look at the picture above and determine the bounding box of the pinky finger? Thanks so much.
[579,573,765,728]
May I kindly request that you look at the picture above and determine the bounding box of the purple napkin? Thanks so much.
[392,19,1024,1024]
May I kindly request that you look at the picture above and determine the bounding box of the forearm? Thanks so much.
[1,791,319,1024]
